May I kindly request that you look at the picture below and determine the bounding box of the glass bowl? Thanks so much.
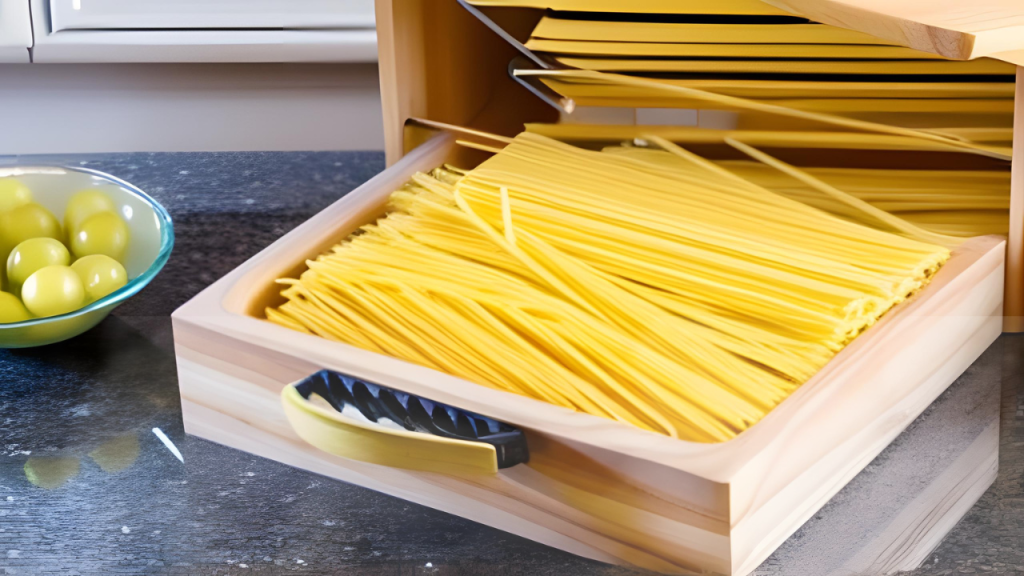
[0,165,173,348]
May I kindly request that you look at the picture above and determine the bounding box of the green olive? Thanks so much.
[71,254,127,303]
[7,238,71,295]
[0,202,62,250]
[0,291,32,323]
[0,203,63,285]
[0,178,32,213]
[21,265,85,318]
[64,189,117,240]
[70,211,130,263]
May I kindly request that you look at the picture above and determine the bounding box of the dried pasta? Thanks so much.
[268,133,950,442]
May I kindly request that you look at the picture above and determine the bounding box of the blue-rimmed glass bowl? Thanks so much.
[0,165,173,348]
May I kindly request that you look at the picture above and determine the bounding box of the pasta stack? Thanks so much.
[462,1,1014,237]
[718,163,1011,237]
[268,133,950,442]
[524,124,1013,237]
[465,0,1016,138]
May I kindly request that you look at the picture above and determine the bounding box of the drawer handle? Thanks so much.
[281,370,529,475]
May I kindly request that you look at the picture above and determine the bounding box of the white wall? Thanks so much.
[0,63,384,154]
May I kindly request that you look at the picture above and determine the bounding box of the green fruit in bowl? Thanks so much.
[0,291,31,324]
[64,189,118,240]
[0,165,172,348]
[0,202,62,257]
[0,202,61,242]
[70,211,130,263]
[0,178,32,212]
[7,238,71,295]
[71,255,128,303]
[21,265,85,319]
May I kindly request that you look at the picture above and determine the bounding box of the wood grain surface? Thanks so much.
[765,0,1024,64]
[173,135,1005,574]
[1004,70,1024,331]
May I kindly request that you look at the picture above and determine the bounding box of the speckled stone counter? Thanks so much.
[1,152,1022,575]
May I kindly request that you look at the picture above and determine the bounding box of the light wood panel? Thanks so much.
[176,352,998,576]
[766,357,999,576]
[764,0,1024,65]
[173,135,1005,575]
[1005,68,1024,331]
[374,0,556,165]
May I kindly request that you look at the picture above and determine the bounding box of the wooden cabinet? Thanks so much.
[172,1,1021,573]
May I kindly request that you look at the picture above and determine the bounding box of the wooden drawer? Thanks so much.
[173,1,1019,572]
[173,133,1004,574]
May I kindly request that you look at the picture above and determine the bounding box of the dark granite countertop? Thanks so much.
[0,152,1022,575]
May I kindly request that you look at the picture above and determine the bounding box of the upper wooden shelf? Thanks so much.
[766,0,1024,65]
[467,0,1024,65]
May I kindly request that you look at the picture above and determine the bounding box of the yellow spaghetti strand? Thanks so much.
[268,132,950,443]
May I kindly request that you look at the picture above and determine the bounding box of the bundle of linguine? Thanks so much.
[268,133,950,442]
[524,124,1012,238]
[484,0,1017,137]
[466,1,1013,240]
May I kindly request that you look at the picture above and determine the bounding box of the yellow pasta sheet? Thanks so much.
[525,38,945,59]
[532,18,896,44]
[556,56,1016,75]
[466,0,790,14]
[769,99,1013,113]
[930,127,1013,144]
[524,123,1011,153]
[539,76,1016,100]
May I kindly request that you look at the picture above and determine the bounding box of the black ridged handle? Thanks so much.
[293,370,529,469]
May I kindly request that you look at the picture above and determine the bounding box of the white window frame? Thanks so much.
[30,0,377,63]
[48,0,375,31]
[0,0,32,63]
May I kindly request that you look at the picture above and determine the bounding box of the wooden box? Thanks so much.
[173,2,1019,574]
